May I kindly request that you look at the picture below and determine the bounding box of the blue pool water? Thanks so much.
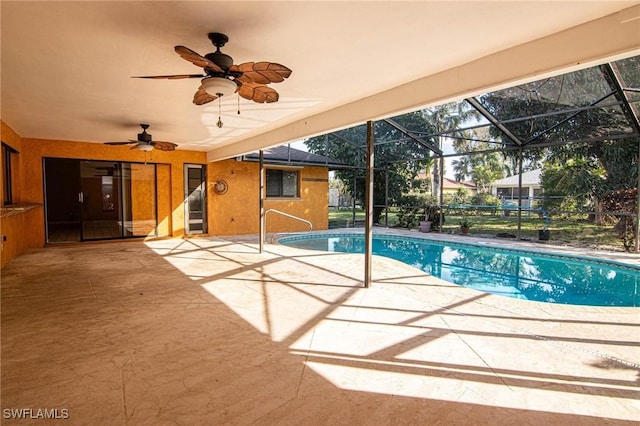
[279,233,640,307]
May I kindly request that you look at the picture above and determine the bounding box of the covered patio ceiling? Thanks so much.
[1,1,639,161]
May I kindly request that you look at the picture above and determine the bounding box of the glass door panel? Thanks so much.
[80,161,122,240]
[44,158,82,243]
[184,164,207,234]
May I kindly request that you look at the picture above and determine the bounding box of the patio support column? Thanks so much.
[364,120,375,288]
[259,150,264,253]
[517,148,523,239]
[352,171,357,227]
[439,155,444,231]
[324,134,329,166]
[384,168,389,227]
[636,140,640,252]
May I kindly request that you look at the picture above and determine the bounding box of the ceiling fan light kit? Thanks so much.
[137,143,154,152]
[202,77,237,98]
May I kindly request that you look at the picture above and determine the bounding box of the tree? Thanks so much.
[304,112,436,223]
[478,58,640,214]
[421,102,480,197]
[540,159,606,213]
[451,128,508,192]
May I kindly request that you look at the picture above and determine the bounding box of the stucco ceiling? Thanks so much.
[1,1,639,160]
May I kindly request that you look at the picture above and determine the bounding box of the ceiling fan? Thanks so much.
[133,32,292,106]
[104,124,177,151]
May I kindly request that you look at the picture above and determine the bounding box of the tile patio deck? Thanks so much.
[1,230,638,425]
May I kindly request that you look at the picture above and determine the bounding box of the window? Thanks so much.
[496,187,513,199]
[497,187,529,200]
[266,169,299,197]
[2,143,17,206]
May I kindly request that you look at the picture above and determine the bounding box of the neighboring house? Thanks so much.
[442,177,478,196]
[0,125,341,267]
[415,173,478,196]
[489,169,542,208]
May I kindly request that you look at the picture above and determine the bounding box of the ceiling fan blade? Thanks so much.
[132,74,205,80]
[104,141,136,145]
[151,141,178,151]
[237,80,279,103]
[175,46,223,73]
[231,62,292,85]
[193,85,217,105]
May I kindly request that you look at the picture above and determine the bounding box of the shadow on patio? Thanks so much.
[1,236,638,424]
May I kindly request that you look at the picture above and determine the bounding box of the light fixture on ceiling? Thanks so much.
[137,143,154,152]
[202,77,238,129]
[202,77,237,98]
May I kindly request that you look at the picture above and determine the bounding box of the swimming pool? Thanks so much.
[279,233,640,307]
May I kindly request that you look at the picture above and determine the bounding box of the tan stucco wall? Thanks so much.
[208,159,328,235]
[1,122,329,267]
[0,122,208,266]
[1,122,43,268]
[130,164,157,236]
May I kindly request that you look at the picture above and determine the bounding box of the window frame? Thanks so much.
[2,143,18,206]
[265,168,300,198]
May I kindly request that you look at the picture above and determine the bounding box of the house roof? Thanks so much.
[415,173,477,190]
[242,146,346,167]
[490,169,542,187]
[2,2,638,162]
[443,177,477,191]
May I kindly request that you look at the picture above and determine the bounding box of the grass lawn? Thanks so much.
[329,208,623,249]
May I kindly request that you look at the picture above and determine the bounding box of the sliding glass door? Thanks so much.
[45,158,157,242]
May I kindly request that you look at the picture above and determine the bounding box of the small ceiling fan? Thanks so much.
[133,32,292,106]
[104,124,177,151]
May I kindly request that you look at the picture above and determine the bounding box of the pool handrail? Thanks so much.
[265,209,313,243]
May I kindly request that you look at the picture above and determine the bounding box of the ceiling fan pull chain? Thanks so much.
[217,95,223,128]
[237,94,240,115]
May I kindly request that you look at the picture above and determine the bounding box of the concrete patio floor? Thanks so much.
[1,231,639,425]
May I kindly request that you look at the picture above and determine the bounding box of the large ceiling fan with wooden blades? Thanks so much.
[104,124,177,151]
[133,32,292,106]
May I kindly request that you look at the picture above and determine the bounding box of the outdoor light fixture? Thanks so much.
[201,77,238,128]
[202,77,237,98]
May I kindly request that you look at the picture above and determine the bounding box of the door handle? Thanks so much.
[78,192,84,203]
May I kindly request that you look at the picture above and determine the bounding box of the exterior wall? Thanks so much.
[1,121,330,267]
[19,137,207,240]
[0,121,207,266]
[130,164,157,236]
[208,159,328,235]
[156,164,172,237]
[1,122,43,268]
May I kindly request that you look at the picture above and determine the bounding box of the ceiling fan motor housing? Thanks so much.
[138,124,152,142]
[205,51,233,71]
